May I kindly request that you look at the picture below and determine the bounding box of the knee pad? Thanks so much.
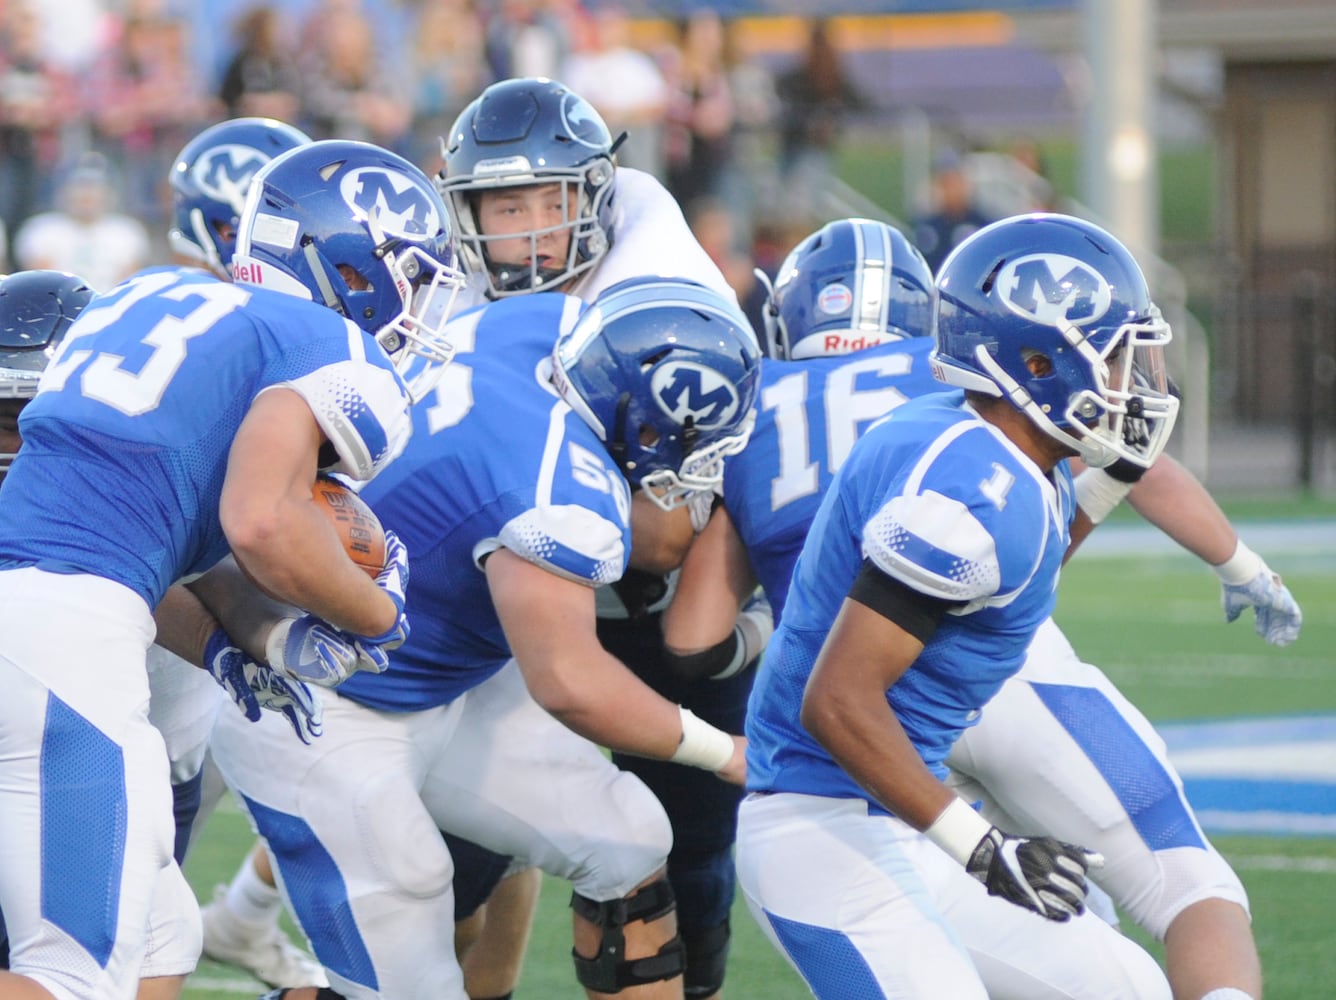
[683,919,730,999]
[571,878,686,993]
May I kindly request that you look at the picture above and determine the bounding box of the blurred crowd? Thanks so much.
[0,0,1046,296]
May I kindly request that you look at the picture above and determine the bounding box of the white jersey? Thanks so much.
[452,167,735,314]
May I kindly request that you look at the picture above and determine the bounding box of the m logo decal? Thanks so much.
[997,253,1112,328]
[650,362,738,429]
[340,168,441,239]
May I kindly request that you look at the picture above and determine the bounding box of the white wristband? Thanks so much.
[1072,467,1134,525]
[1212,540,1266,585]
[670,706,735,772]
[923,796,993,867]
[265,617,296,672]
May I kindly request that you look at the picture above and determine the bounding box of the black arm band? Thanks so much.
[848,559,953,644]
[664,630,741,682]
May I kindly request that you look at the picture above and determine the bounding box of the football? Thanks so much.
[312,476,386,579]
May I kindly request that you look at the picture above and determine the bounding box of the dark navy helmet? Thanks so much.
[0,269,95,469]
[931,213,1179,469]
[553,276,761,509]
[439,76,617,298]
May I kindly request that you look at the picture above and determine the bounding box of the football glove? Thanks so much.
[1215,542,1302,647]
[267,615,390,688]
[204,629,323,744]
[353,529,410,651]
[965,827,1103,922]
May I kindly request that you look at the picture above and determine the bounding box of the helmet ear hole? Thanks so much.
[1023,350,1053,377]
[638,424,660,448]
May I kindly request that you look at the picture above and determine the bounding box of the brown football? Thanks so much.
[312,476,386,579]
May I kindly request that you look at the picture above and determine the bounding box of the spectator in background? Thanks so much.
[88,6,217,227]
[562,6,669,179]
[218,5,302,123]
[408,0,489,172]
[663,9,734,210]
[297,0,412,148]
[910,148,991,273]
[0,1,83,243]
[720,17,779,234]
[483,0,572,82]
[14,152,151,292]
[775,17,866,225]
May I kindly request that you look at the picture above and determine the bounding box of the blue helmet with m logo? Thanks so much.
[553,276,762,511]
[232,139,466,400]
[931,213,1179,470]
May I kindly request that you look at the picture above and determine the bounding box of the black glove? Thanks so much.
[964,826,1102,922]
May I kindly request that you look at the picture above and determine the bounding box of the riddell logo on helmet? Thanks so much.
[231,261,264,284]
[824,333,889,352]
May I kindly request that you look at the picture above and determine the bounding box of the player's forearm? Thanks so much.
[524,648,692,760]
[152,584,224,668]
[226,497,397,638]
[1126,453,1237,565]
[800,674,953,831]
[186,556,296,662]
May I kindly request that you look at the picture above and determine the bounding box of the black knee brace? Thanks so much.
[571,878,686,993]
[683,919,731,998]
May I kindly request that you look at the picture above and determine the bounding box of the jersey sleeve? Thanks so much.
[273,315,413,482]
[492,503,627,586]
[860,430,1052,609]
[862,490,1001,603]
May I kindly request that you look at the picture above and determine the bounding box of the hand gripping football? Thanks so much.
[312,476,386,578]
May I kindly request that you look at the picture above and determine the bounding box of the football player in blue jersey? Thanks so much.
[158,115,335,993]
[697,213,1182,998]
[437,76,765,1000]
[669,214,1297,1000]
[0,137,462,1000]
[208,276,760,1000]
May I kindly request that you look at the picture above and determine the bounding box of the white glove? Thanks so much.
[267,615,390,688]
[1214,541,1303,647]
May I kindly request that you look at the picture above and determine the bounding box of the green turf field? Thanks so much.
[181,513,1336,999]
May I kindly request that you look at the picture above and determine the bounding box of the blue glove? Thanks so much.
[354,529,410,651]
[267,614,390,688]
[1215,542,1303,647]
[204,630,323,743]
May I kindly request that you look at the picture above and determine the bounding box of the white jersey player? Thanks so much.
[434,75,753,1000]
[208,277,761,1000]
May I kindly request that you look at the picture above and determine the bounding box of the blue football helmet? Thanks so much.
[553,276,762,510]
[0,269,95,470]
[438,76,617,298]
[931,213,1179,469]
[233,139,465,400]
[762,217,934,360]
[168,117,312,277]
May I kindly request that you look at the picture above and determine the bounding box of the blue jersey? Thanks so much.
[0,268,412,607]
[723,339,942,620]
[745,391,1075,803]
[337,293,633,712]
